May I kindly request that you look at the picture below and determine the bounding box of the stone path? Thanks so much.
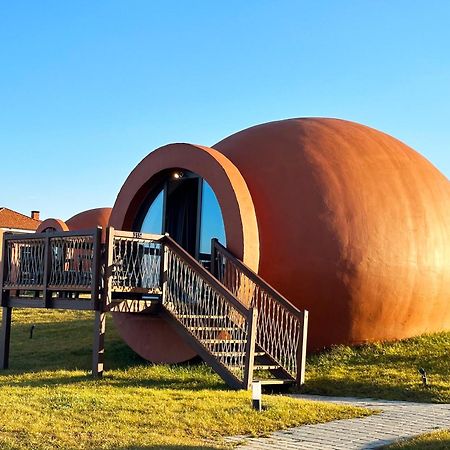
[226,395,450,449]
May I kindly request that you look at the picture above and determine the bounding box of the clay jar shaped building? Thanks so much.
[37,207,112,240]
[108,118,450,363]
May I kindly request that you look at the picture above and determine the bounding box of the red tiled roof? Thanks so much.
[0,207,41,231]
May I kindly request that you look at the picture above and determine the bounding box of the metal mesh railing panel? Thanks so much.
[215,249,302,378]
[111,236,162,293]
[4,238,46,288]
[49,236,95,288]
[165,247,249,381]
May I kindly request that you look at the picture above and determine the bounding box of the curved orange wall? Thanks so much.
[109,143,259,363]
[213,118,450,349]
[37,218,69,233]
[66,208,111,239]
[37,208,112,240]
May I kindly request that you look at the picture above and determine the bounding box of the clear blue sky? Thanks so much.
[1,1,449,220]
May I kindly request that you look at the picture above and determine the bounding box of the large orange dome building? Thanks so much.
[109,118,450,360]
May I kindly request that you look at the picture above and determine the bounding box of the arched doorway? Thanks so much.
[134,169,226,264]
[108,143,259,364]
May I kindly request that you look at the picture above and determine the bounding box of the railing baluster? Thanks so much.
[296,310,309,386]
[91,227,102,310]
[43,236,52,306]
[243,307,258,389]
[103,227,114,309]
[160,238,167,305]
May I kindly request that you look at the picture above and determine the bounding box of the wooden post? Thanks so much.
[210,238,218,277]
[296,310,309,387]
[91,227,102,310]
[0,231,12,370]
[42,235,52,307]
[102,227,114,311]
[92,311,106,377]
[0,306,12,369]
[243,307,258,389]
[160,236,168,305]
[0,230,6,307]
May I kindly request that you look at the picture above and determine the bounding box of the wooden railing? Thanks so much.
[211,239,308,386]
[101,229,258,388]
[161,235,257,389]
[102,228,164,313]
[1,229,102,309]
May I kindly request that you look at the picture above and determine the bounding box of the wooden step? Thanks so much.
[202,339,247,344]
[228,363,281,371]
[189,326,236,331]
[178,315,228,319]
[211,351,266,357]
[253,364,281,370]
[211,350,265,356]
[256,379,295,386]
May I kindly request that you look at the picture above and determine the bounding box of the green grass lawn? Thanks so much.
[386,429,450,449]
[0,309,370,450]
[302,331,450,403]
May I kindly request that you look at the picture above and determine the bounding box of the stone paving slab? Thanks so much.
[226,394,450,449]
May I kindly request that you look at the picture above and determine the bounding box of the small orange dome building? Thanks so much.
[109,118,450,360]
[38,208,112,239]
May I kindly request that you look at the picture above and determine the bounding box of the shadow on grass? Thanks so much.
[9,318,144,369]
[3,315,229,391]
[296,377,443,403]
[385,435,450,450]
[90,447,222,450]
[0,370,227,391]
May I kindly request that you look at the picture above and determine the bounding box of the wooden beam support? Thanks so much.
[91,227,102,311]
[0,231,12,370]
[159,237,168,305]
[92,311,106,378]
[0,306,12,370]
[102,227,114,311]
[243,307,258,389]
[296,310,309,387]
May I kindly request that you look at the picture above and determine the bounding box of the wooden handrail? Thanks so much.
[2,229,101,295]
[161,234,257,389]
[3,229,100,240]
[111,230,164,241]
[212,239,304,319]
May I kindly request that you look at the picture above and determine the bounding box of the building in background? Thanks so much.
[0,208,41,233]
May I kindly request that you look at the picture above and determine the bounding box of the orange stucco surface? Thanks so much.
[36,218,69,232]
[213,118,450,349]
[66,207,111,240]
[109,118,450,360]
[37,208,112,240]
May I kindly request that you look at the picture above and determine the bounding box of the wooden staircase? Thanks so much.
[162,309,296,389]
[160,235,308,390]
[0,227,308,389]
